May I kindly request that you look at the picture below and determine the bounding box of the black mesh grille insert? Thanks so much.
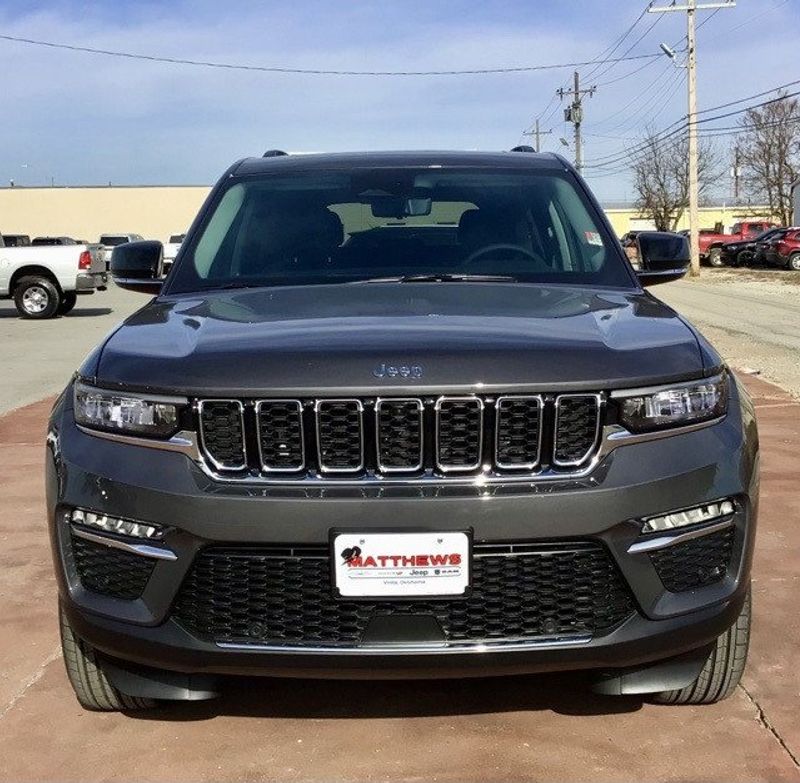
[554,395,600,466]
[316,400,363,471]
[257,401,304,471]
[71,532,155,600]
[651,527,735,592]
[377,399,423,470]
[199,400,245,470]
[437,398,483,470]
[172,542,635,647]
[496,397,542,468]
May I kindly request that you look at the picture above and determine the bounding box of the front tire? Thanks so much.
[13,276,60,319]
[652,588,751,705]
[788,253,800,271]
[708,247,725,267]
[59,607,156,712]
[57,292,78,315]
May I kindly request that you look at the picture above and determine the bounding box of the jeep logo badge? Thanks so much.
[373,363,423,379]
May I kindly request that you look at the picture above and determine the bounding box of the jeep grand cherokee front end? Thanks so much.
[47,151,757,711]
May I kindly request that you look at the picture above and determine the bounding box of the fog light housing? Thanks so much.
[69,508,163,540]
[641,499,735,534]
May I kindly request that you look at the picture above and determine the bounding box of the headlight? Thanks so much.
[616,373,728,433]
[73,381,184,438]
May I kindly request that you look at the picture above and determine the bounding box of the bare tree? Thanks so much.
[737,92,800,226]
[632,129,718,231]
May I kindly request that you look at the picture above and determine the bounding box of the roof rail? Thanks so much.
[509,145,536,153]
[262,149,289,158]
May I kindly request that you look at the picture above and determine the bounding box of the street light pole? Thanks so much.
[649,0,735,278]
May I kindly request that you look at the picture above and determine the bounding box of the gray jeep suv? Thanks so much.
[47,150,757,711]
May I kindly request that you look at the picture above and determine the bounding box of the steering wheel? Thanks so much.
[464,243,548,270]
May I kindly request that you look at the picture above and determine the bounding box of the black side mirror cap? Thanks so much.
[635,231,690,287]
[111,240,164,294]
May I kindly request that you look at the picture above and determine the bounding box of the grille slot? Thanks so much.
[436,397,484,472]
[70,532,155,600]
[198,399,246,471]
[376,399,423,472]
[553,394,602,467]
[651,526,735,592]
[256,400,305,472]
[172,542,635,647]
[316,399,364,472]
[495,395,543,469]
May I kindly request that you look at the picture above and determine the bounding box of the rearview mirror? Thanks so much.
[369,195,432,219]
[111,240,164,294]
[635,231,690,287]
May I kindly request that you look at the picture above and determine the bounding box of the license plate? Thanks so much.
[332,531,470,598]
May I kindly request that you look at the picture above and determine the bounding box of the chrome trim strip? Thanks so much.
[76,425,201,459]
[375,398,424,473]
[315,399,365,473]
[628,518,734,554]
[217,635,592,655]
[197,399,247,472]
[255,399,305,473]
[77,407,725,486]
[70,526,177,561]
[435,396,484,473]
[494,395,543,470]
[553,393,603,467]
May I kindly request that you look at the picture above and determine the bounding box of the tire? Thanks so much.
[788,253,800,272]
[708,247,725,267]
[13,275,60,319]
[57,292,78,315]
[652,587,751,705]
[59,606,156,712]
[737,250,754,267]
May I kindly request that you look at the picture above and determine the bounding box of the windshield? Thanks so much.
[169,167,634,293]
[169,234,185,244]
[100,236,129,246]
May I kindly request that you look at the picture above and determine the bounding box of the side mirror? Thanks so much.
[635,231,690,287]
[111,240,164,294]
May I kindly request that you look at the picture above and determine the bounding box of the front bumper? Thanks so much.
[47,378,759,680]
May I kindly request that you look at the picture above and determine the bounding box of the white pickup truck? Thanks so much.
[0,234,108,318]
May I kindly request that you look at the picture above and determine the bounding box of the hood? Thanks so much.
[95,283,705,395]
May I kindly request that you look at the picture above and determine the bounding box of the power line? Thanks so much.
[582,2,655,81]
[583,83,800,169]
[0,33,665,76]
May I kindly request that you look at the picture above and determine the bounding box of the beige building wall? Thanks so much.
[0,186,211,244]
[0,185,774,244]
[604,206,774,237]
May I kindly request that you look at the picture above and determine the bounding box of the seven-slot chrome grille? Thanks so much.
[196,393,603,480]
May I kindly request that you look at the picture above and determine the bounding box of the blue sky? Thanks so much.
[0,0,795,202]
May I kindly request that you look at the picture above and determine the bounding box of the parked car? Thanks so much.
[98,233,144,269]
[753,228,789,265]
[1,234,31,247]
[763,227,800,270]
[49,150,756,712]
[31,236,79,246]
[162,233,186,274]
[0,232,107,317]
[698,221,777,266]
[719,226,786,267]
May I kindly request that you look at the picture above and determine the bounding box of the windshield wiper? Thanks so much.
[352,273,520,284]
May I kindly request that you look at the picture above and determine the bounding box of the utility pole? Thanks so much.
[523,119,553,152]
[557,72,595,172]
[732,145,741,202]
[649,0,735,277]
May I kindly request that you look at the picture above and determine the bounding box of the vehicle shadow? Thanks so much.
[0,307,113,318]
[129,672,644,722]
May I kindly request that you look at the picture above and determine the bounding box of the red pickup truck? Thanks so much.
[696,220,777,267]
